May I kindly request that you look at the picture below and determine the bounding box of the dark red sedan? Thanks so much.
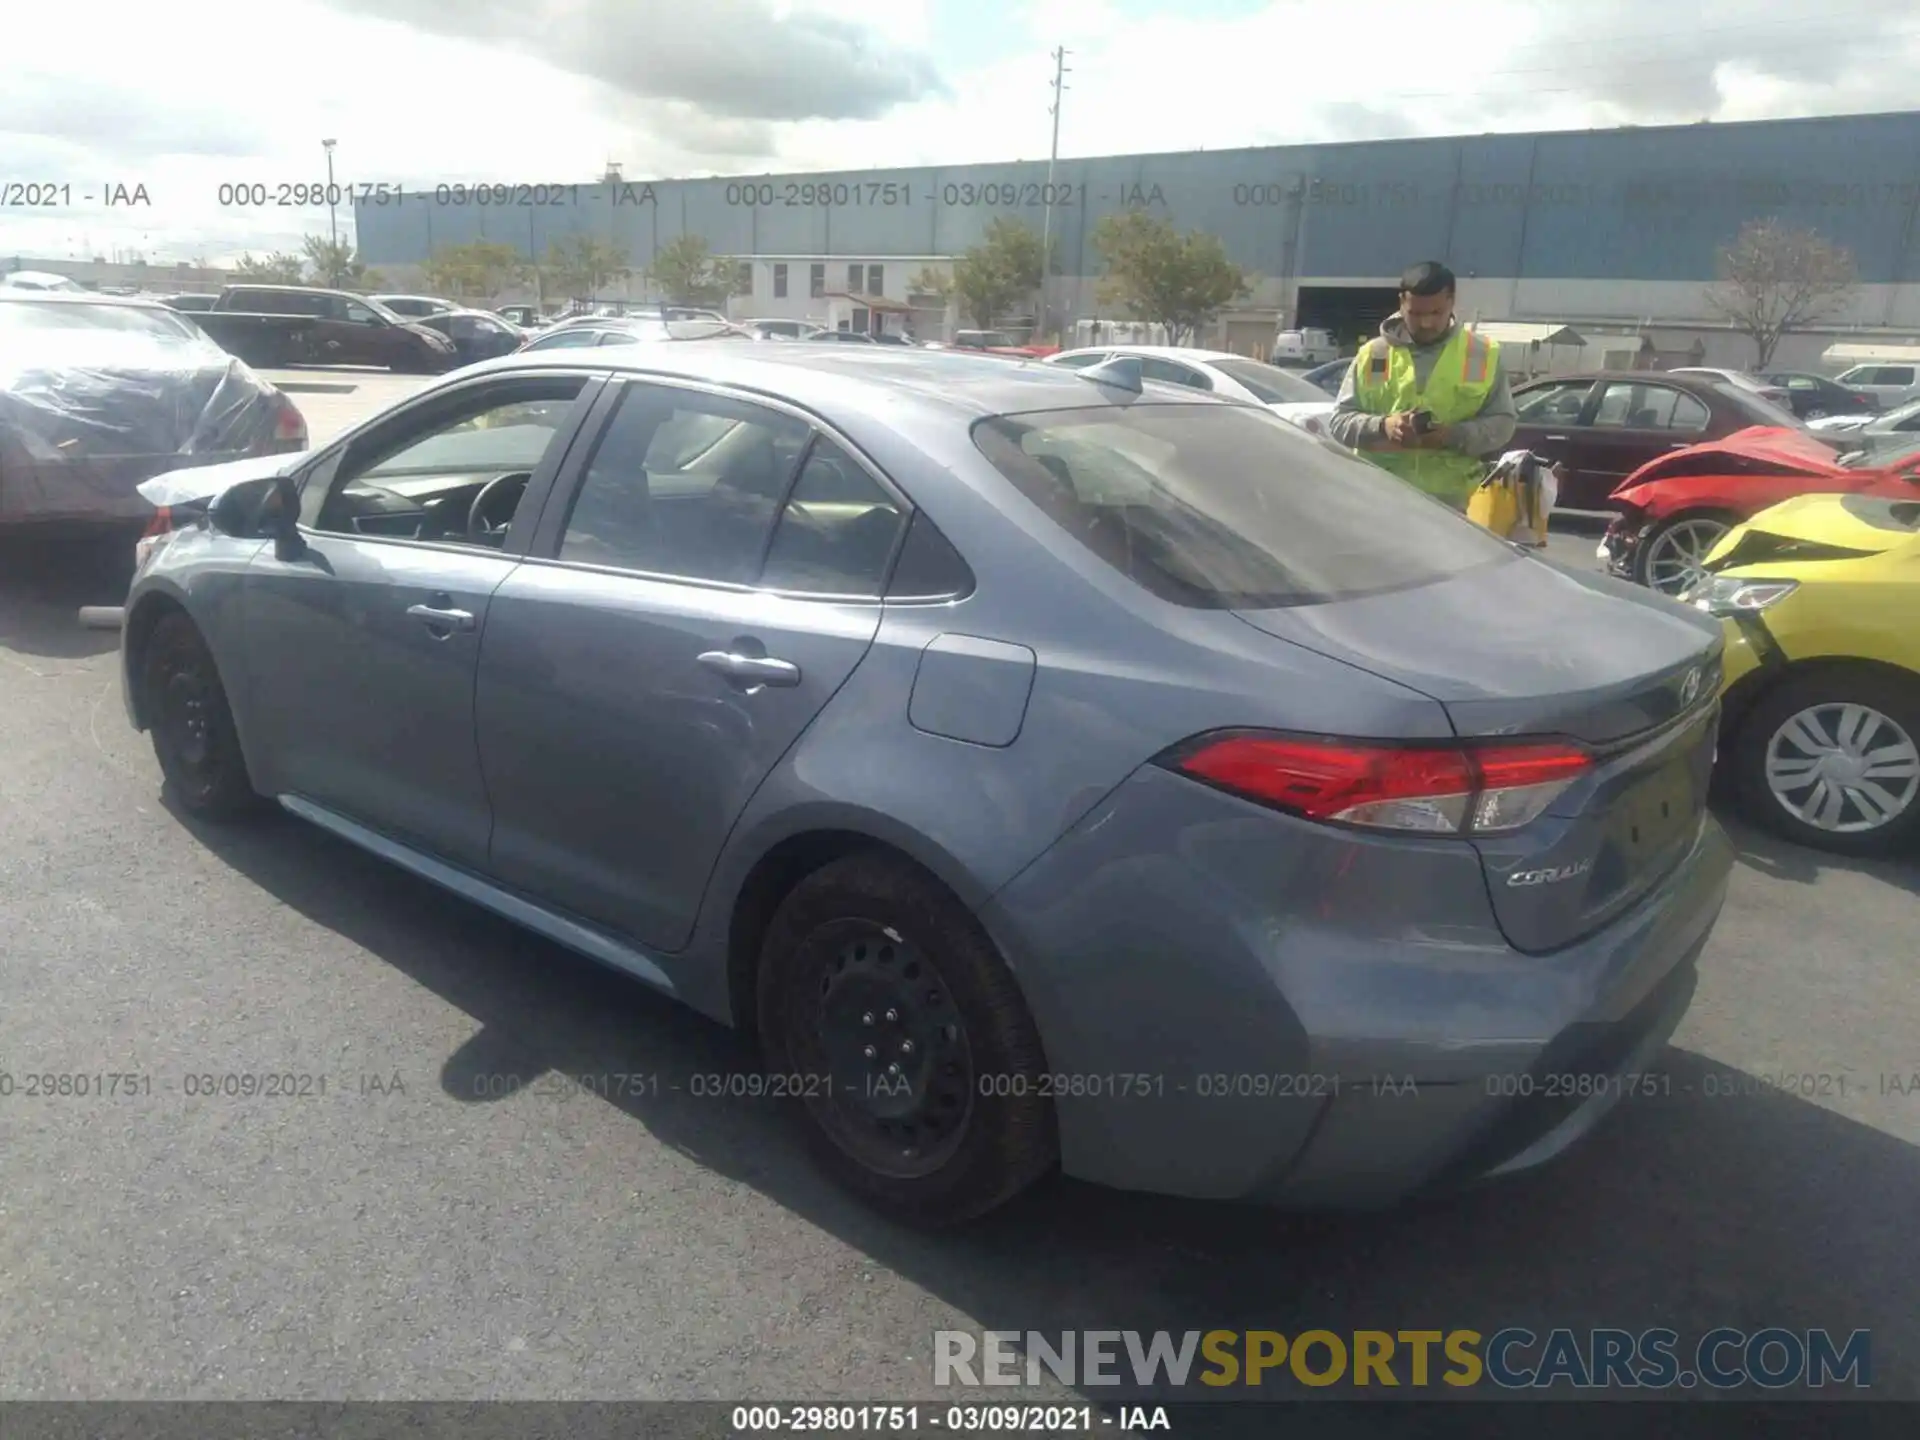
[1509,370,1815,512]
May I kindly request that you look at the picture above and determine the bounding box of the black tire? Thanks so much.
[1804,407,1830,420]
[1631,509,1737,595]
[1728,666,1920,856]
[757,852,1057,1225]
[142,613,263,818]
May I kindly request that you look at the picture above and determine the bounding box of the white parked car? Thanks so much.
[1667,367,1793,410]
[1831,361,1920,408]
[1045,345,1337,437]
[0,270,85,292]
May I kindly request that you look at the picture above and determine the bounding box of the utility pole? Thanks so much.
[324,139,339,251]
[1040,46,1070,341]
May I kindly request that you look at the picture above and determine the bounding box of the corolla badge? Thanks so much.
[1679,666,1703,708]
[1506,859,1594,887]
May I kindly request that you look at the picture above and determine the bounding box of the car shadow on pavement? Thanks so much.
[176,803,1919,1407]
[0,534,131,660]
[1720,809,1920,898]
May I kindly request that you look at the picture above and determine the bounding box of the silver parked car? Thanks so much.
[119,346,1733,1223]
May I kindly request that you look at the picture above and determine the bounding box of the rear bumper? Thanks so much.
[980,765,1733,1207]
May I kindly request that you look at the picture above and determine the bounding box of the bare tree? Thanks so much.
[1703,220,1857,369]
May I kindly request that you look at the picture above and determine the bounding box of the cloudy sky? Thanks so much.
[2,0,1915,266]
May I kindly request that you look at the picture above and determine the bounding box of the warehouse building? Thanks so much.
[353,109,1920,368]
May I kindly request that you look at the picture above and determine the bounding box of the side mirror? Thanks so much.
[263,473,307,560]
[213,472,305,558]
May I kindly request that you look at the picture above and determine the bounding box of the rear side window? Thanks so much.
[972,403,1515,608]
[759,439,906,596]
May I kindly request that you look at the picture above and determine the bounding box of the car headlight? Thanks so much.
[1680,575,1798,616]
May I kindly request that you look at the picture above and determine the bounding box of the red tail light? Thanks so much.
[274,394,308,446]
[1162,732,1592,835]
[134,505,176,570]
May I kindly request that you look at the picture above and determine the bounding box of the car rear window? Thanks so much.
[971,403,1517,608]
[1718,385,1802,429]
[1207,357,1329,405]
[0,299,200,341]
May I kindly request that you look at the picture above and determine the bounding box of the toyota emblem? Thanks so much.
[1679,667,1703,707]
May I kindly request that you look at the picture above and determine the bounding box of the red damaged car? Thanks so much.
[1598,427,1920,595]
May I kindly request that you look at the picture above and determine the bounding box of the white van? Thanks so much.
[1270,327,1338,366]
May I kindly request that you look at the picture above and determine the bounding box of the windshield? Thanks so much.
[0,299,201,341]
[971,402,1515,608]
[1208,357,1330,405]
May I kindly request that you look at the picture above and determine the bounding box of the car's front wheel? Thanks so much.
[757,853,1057,1225]
[1729,667,1920,856]
[142,612,262,818]
[1633,511,1736,595]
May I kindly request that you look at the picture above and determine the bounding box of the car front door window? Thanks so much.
[1516,382,1591,423]
[307,380,589,546]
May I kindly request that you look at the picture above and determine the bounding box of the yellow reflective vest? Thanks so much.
[1347,324,1501,507]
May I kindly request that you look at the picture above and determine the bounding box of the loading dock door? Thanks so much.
[1296,286,1399,354]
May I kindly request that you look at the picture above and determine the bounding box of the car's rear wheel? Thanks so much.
[142,613,261,818]
[1634,511,1736,595]
[1729,668,1920,856]
[757,853,1057,1225]
[1805,406,1830,420]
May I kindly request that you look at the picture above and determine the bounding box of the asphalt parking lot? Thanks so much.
[0,375,1915,1405]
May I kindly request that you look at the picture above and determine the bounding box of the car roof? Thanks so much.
[1053,345,1239,363]
[459,342,1246,422]
[0,290,174,312]
[1516,370,1733,390]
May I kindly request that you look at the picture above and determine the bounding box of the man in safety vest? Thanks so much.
[1326,261,1516,509]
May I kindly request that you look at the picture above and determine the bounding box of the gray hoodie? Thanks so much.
[1325,313,1517,458]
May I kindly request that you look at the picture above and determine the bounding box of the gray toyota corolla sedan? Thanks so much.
[120,344,1734,1224]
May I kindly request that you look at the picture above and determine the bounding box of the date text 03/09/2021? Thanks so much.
[729,1404,1165,1433]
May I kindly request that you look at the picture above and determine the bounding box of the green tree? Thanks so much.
[1703,219,1858,369]
[232,251,306,284]
[541,233,632,300]
[644,234,731,306]
[423,241,531,302]
[300,235,384,290]
[946,218,1048,331]
[1091,212,1251,347]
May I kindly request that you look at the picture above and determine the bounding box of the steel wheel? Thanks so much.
[1640,516,1732,595]
[796,921,976,1179]
[141,612,261,817]
[1764,702,1920,834]
[159,664,217,773]
[1804,407,1830,420]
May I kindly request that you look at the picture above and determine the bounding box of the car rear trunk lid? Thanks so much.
[1235,555,1722,951]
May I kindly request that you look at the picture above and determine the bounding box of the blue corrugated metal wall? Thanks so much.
[353,111,1920,285]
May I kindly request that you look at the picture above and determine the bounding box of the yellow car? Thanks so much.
[1680,489,1920,855]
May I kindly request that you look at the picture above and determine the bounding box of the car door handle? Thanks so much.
[1544,434,1569,441]
[406,603,476,633]
[698,650,801,687]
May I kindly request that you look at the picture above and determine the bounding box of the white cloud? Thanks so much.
[3,0,1915,264]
